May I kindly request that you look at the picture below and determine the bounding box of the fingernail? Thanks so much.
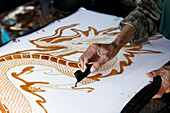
[90,66,96,73]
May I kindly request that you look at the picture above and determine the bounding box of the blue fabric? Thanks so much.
[0,25,11,45]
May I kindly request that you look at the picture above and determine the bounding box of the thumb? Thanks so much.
[152,81,167,99]
[90,55,109,73]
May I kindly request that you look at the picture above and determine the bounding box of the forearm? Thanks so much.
[119,0,161,44]
[112,25,135,48]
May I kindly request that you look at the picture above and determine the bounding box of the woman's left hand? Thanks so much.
[146,65,170,99]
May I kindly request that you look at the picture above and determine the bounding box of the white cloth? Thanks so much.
[0,8,170,113]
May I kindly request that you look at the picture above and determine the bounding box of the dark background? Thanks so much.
[0,0,136,17]
[0,0,31,14]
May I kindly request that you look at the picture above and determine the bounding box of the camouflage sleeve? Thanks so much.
[119,0,161,44]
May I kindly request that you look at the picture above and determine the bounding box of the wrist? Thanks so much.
[112,35,125,48]
[112,25,135,48]
[110,41,122,53]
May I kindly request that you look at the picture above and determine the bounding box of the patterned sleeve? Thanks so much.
[119,0,161,44]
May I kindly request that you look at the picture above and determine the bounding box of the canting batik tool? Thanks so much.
[74,64,93,87]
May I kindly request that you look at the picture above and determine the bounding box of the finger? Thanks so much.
[90,55,109,72]
[152,88,165,99]
[83,58,89,71]
[165,87,170,93]
[79,55,84,70]
[79,56,90,71]
[164,79,170,93]
[146,69,162,78]
[152,81,166,99]
[79,52,95,71]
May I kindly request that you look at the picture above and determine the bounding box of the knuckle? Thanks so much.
[78,56,83,61]
[102,55,109,61]
[78,58,82,62]
[91,43,99,48]
[93,63,100,70]
[152,70,160,76]
[160,67,166,71]
[159,66,170,72]
[152,71,158,75]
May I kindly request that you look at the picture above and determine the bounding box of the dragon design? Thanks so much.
[0,24,162,113]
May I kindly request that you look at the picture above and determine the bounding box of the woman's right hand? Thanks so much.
[79,25,135,73]
[79,42,121,72]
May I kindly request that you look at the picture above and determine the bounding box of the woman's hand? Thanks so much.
[79,25,135,73]
[79,42,121,72]
[146,65,170,99]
